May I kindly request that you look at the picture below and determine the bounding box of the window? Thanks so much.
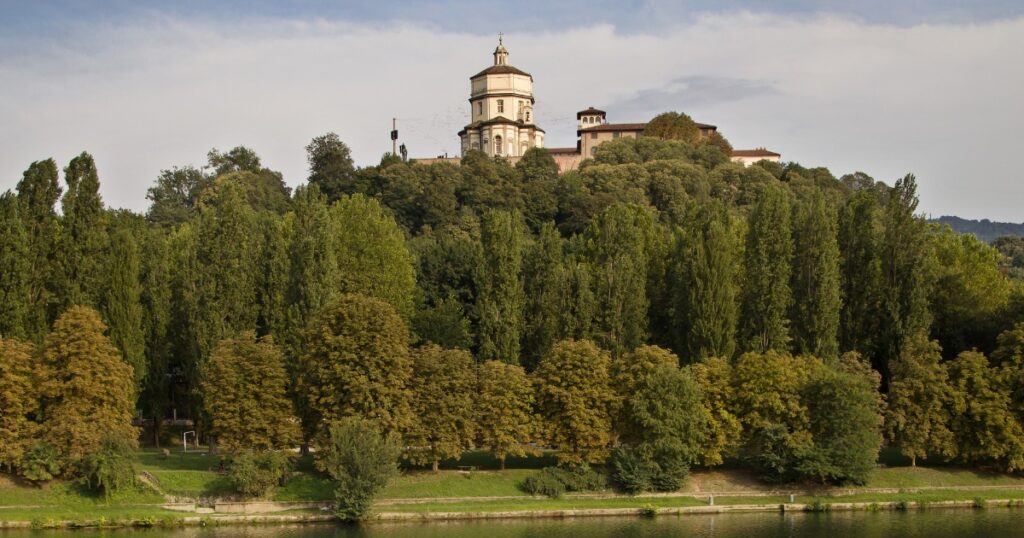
[477,102,483,115]
[590,132,597,139]
[497,99,504,113]
[526,111,531,122]
[494,135,503,155]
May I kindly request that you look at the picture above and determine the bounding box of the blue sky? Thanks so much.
[1,1,1023,220]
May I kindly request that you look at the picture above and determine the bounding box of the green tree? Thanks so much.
[103,229,146,395]
[837,190,883,357]
[476,360,537,469]
[145,166,211,228]
[610,345,679,409]
[307,132,357,203]
[644,111,701,144]
[534,340,615,464]
[284,185,338,356]
[947,350,1024,470]
[199,333,301,453]
[59,152,109,309]
[886,335,956,466]
[517,148,560,231]
[739,185,793,353]
[475,209,526,363]
[16,159,62,341]
[405,345,476,471]
[522,222,565,368]
[139,228,173,446]
[39,306,137,470]
[690,357,742,465]
[330,195,417,319]
[298,294,412,437]
[316,417,401,522]
[0,192,30,339]
[0,338,39,473]
[789,192,841,357]
[79,435,136,501]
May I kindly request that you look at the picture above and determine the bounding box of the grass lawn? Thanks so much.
[867,466,1024,489]
[383,469,537,499]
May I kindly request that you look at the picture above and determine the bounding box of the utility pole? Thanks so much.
[391,118,398,157]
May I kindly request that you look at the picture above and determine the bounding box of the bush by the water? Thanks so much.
[520,464,606,498]
[228,450,293,498]
[79,436,137,500]
[316,418,401,522]
[609,446,688,494]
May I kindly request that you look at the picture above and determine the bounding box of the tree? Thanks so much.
[522,222,565,368]
[837,190,882,358]
[330,195,417,319]
[947,350,1024,470]
[476,360,537,469]
[139,228,173,446]
[16,159,62,341]
[644,112,701,144]
[79,435,136,500]
[878,175,935,381]
[534,340,615,464]
[517,148,560,231]
[886,335,956,466]
[145,166,211,228]
[298,294,412,437]
[610,345,679,408]
[199,333,301,453]
[789,192,841,357]
[59,152,109,310]
[0,338,39,473]
[284,185,338,357]
[475,209,526,363]
[739,185,793,353]
[405,345,476,471]
[690,357,742,465]
[316,417,401,522]
[0,192,30,339]
[307,133,357,203]
[39,306,137,470]
[103,228,146,395]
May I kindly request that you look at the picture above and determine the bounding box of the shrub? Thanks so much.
[609,447,653,495]
[519,464,605,498]
[20,442,60,482]
[520,469,566,498]
[316,417,401,522]
[79,436,136,500]
[228,450,293,498]
[650,458,688,492]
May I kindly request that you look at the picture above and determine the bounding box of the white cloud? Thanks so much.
[0,13,1021,220]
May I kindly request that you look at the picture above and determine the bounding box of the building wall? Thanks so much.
[731,154,781,166]
[580,130,639,158]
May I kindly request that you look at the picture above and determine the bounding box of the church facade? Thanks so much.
[418,38,779,171]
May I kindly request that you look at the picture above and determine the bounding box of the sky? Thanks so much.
[1,1,1023,221]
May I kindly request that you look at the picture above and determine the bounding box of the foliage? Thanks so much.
[520,468,566,498]
[405,345,476,471]
[690,357,742,465]
[475,209,526,363]
[227,450,293,498]
[475,360,537,469]
[79,436,137,501]
[299,293,412,437]
[16,159,62,341]
[306,132,357,203]
[534,340,616,464]
[0,192,31,339]
[886,335,956,465]
[947,350,1024,471]
[739,184,793,353]
[59,152,109,310]
[316,418,401,522]
[644,111,701,143]
[19,442,60,483]
[837,190,882,358]
[199,332,301,452]
[520,465,605,498]
[789,191,841,358]
[609,446,653,494]
[103,228,147,395]
[0,338,38,472]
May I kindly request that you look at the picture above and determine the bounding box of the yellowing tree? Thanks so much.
[200,333,301,453]
[690,357,742,465]
[534,340,615,464]
[405,345,476,471]
[476,360,537,469]
[0,338,39,472]
[886,335,956,466]
[40,306,137,470]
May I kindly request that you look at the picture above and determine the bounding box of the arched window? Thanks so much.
[526,111,531,122]
[494,135,503,155]
[497,99,504,113]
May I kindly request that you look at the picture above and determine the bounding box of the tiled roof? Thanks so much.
[577,107,607,119]
[546,147,580,154]
[471,65,532,79]
[731,148,781,157]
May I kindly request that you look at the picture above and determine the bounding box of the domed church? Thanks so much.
[458,36,545,157]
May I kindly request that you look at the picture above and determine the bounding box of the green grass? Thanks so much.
[382,469,537,499]
[0,480,163,507]
[867,466,1024,489]
[380,495,784,513]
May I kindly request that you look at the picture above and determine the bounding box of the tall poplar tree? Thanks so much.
[837,190,882,357]
[476,209,526,364]
[103,228,146,396]
[739,185,793,353]
[284,185,338,359]
[522,222,565,368]
[140,228,173,445]
[0,192,30,339]
[789,192,841,358]
[60,152,109,309]
[16,159,62,341]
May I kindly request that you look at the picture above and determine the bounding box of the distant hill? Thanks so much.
[931,216,1024,243]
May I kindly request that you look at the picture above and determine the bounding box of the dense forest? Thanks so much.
[932,215,1024,243]
[3,118,1024,513]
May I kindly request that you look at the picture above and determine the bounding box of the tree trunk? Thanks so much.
[300,442,310,456]
[911,455,916,467]
[500,456,506,471]
[433,459,439,473]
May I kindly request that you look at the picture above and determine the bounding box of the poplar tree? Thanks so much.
[789,192,841,358]
[522,222,564,368]
[886,335,956,466]
[837,190,882,357]
[103,228,146,395]
[476,360,537,469]
[199,333,301,452]
[40,306,137,469]
[405,345,476,471]
[476,209,526,364]
[284,185,338,359]
[534,339,616,464]
[255,213,290,339]
[16,159,62,341]
[60,152,109,309]
[0,338,39,473]
[140,228,173,446]
[298,293,413,437]
[0,192,30,339]
[739,185,793,353]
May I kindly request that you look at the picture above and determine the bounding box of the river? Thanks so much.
[4,509,1024,537]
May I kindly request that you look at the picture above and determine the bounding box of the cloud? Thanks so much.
[0,12,1022,221]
